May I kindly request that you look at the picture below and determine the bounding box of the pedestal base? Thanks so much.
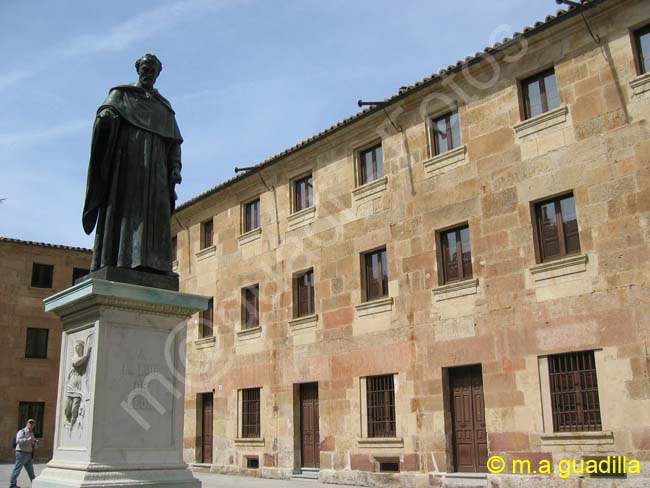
[34,278,209,488]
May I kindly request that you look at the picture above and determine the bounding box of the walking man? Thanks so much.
[9,419,38,488]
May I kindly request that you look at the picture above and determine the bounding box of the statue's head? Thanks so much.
[74,340,84,356]
[135,53,163,90]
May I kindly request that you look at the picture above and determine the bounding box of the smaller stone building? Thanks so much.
[0,237,91,461]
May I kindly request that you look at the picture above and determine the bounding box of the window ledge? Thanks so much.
[353,176,388,203]
[423,145,467,179]
[540,431,614,446]
[355,296,393,317]
[234,437,265,447]
[432,278,478,302]
[357,437,404,448]
[514,106,568,138]
[630,72,650,97]
[530,254,588,282]
[196,245,216,261]
[287,206,316,231]
[194,336,216,349]
[289,314,319,331]
[238,227,262,245]
[237,325,262,341]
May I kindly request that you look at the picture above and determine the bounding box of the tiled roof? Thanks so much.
[175,0,599,214]
[0,236,92,253]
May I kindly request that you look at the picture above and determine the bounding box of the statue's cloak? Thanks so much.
[82,84,182,272]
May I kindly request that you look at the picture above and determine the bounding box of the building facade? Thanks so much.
[0,238,91,461]
[174,0,650,485]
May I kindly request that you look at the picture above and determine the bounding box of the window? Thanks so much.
[522,68,560,119]
[18,402,44,438]
[171,236,177,262]
[200,298,213,338]
[242,285,259,329]
[534,193,580,262]
[431,111,461,155]
[548,350,602,432]
[244,198,260,233]
[72,267,89,285]
[241,388,261,438]
[358,144,384,185]
[31,263,53,288]
[201,219,214,249]
[634,24,650,75]
[293,269,315,318]
[367,374,396,438]
[363,248,388,302]
[25,328,48,359]
[439,225,472,284]
[293,175,313,212]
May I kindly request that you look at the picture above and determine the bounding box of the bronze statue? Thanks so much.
[82,54,182,285]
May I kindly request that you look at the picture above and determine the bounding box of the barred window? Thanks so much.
[31,263,54,288]
[25,328,48,359]
[18,402,44,438]
[241,388,261,438]
[367,374,396,438]
[549,350,602,432]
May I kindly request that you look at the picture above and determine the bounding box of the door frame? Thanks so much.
[200,392,214,464]
[292,382,320,471]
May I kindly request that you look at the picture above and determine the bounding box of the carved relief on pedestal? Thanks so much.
[61,330,94,442]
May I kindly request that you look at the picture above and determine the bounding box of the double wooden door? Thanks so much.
[300,383,320,468]
[201,393,213,464]
[449,365,487,473]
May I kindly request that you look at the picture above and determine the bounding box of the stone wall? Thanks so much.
[0,239,91,461]
[175,0,650,485]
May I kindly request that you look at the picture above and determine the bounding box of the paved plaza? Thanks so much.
[1,463,336,488]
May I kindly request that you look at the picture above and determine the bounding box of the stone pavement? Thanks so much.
[0,463,336,488]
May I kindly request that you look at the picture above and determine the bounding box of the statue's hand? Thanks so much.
[170,168,182,185]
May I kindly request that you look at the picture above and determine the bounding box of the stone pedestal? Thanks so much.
[33,278,209,488]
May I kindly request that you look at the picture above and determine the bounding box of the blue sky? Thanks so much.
[0,0,558,248]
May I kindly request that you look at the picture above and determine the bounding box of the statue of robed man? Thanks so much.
[82,54,182,277]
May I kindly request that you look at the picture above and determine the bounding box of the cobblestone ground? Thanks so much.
[0,463,336,488]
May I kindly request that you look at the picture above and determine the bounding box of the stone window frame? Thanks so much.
[241,196,261,235]
[631,21,650,76]
[358,373,404,447]
[199,298,214,339]
[241,284,260,331]
[200,218,214,250]
[519,67,561,121]
[537,349,614,446]
[355,140,384,187]
[360,246,389,303]
[25,327,49,359]
[31,262,54,289]
[290,172,314,214]
[236,387,264,444]
[292,267,316,319]
[429,110,462,157]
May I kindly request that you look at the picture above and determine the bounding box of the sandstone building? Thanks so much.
[0,237,91,461]
[174,0,650,485]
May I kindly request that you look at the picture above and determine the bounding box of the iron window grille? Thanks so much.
[31,263,54,288]
[367,374,396,438]
[548,350,602,432]
[25,328,49,359]
[241,388,261,438]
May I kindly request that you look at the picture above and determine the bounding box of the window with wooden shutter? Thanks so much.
[367,374,396,438]
[294,269,315,318]
[534,194,580,262]
[200,298,213,338]
[363,248,388,302]
[25,328,49,359]
[548,350,602,432]
[31,263,54,288]
[431,111,461,156]
[241,388,261,438]
[522,68,560,119]
[440,225,472,284]
[18,402,44,438]
[358,144,384,186]
[244,198,260,233]
[242,285,259,329]
[294,175,313,212]
[201,220,214,249]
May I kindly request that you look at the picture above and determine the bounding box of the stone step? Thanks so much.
[292,468,320,480]
[444,472,488,488]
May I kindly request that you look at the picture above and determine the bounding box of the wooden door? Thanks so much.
[300,383,320,468]
[201,393,213,464]
[450,365,487,473]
